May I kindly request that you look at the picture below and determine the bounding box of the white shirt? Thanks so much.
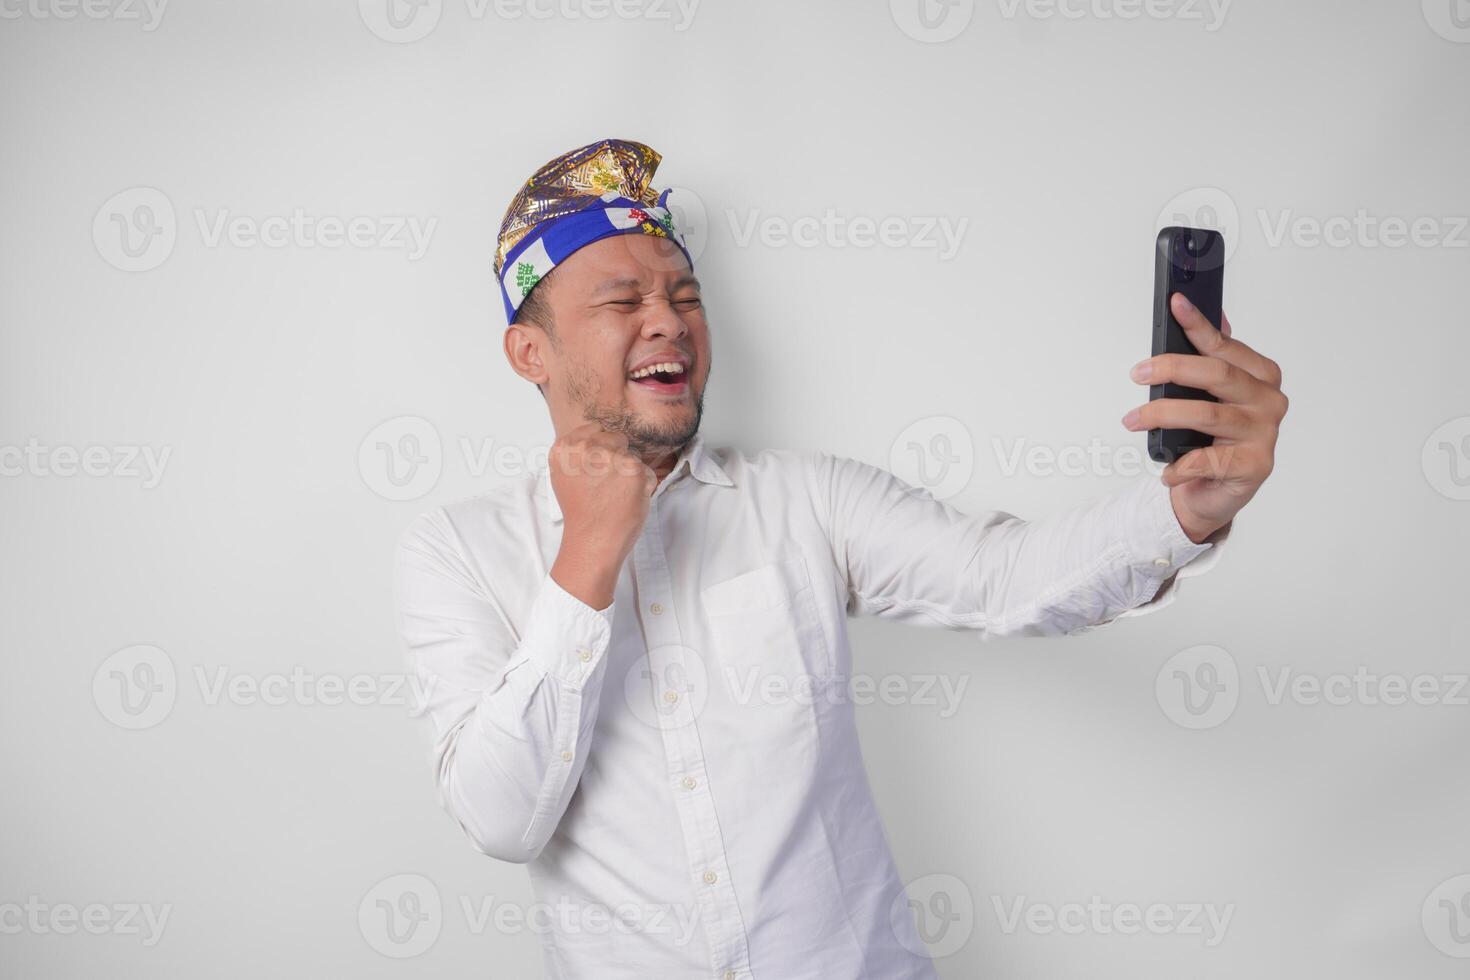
[393,435,1223,979]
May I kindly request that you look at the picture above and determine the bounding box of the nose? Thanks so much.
[640,297,687,343]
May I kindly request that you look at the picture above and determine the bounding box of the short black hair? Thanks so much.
[512,264,558,342]
[510,265,559,395]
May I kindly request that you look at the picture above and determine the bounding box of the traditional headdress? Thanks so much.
[494,138,693,324]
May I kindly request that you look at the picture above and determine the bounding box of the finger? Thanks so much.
[1220,310,1233,340]
[1163,444,1273,489]
[1171,294,1281,387]
[554,432,610,457]
[588,427,632,449]
[1160,444,1243,487]
[569,444,617,476]
[562,420,609,440]
[557,424,623,457]
[615,452,651,478]
[1132,353,1267,405]
[1125,398,1256,439]
[563,419,630,444]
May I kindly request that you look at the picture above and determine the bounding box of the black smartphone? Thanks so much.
[1150,226,1225,464]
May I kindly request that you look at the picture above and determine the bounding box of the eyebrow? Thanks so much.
[588,274,702,297]
[590,277,643,297]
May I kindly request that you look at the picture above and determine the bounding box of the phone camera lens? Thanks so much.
[1175,239,1196,281]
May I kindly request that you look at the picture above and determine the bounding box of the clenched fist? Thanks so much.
[548,422,657,609]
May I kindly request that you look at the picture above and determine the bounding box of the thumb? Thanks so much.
[1162,444,1237,487]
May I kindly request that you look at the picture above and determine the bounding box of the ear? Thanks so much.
[503,322,550,386]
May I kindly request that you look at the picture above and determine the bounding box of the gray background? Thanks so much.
[3,0,1468,976]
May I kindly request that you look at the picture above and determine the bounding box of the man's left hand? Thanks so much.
[1123,292,1289,544]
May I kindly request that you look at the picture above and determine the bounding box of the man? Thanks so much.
[394,138,1287,979]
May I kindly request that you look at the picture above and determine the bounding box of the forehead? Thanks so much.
[554,234,695,294]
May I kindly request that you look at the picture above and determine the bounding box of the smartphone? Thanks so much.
[1150,226,1225,464]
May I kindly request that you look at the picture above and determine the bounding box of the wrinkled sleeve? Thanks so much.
[393,509,614,861]
[812,454,1227,638]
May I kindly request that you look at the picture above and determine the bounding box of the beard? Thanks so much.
[561,360,705,459]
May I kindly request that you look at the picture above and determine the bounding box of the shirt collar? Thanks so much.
[539,432,733,525]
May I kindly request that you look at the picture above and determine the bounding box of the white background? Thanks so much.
[2,0,1468,976]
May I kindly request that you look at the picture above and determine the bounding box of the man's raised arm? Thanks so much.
[393,425,655,861]
[811,453,1224,638]
[814,299,1285,638]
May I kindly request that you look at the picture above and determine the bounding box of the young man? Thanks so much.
[394,138,1287,979]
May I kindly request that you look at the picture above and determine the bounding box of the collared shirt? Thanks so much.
[393,435,1223,979]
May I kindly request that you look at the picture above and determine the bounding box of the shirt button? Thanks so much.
[703,871,718,885]
[663,690,679,704]
[724,972,737,980]
[577,648,592,662]
[560,750,573,762]
[1152,557,1171,570]
[682,776,696,790]
[650,602,664,615]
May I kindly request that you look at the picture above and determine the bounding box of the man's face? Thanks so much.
[510,234,711,458]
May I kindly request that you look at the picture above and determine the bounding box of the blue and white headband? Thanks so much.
[497,189,692,324]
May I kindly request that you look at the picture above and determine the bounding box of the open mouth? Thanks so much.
[627,360,689,395]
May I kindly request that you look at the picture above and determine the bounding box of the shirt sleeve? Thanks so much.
[393,508,614,862]
[811,453,1228,638]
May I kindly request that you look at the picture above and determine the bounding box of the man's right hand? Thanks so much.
[548,423,655,610]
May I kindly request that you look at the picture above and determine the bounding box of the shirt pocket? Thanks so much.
[700,556,835,697]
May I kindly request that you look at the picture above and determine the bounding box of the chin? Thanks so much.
[628,404,702,453]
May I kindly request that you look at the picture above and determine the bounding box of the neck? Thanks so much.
[642,443,686,484]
